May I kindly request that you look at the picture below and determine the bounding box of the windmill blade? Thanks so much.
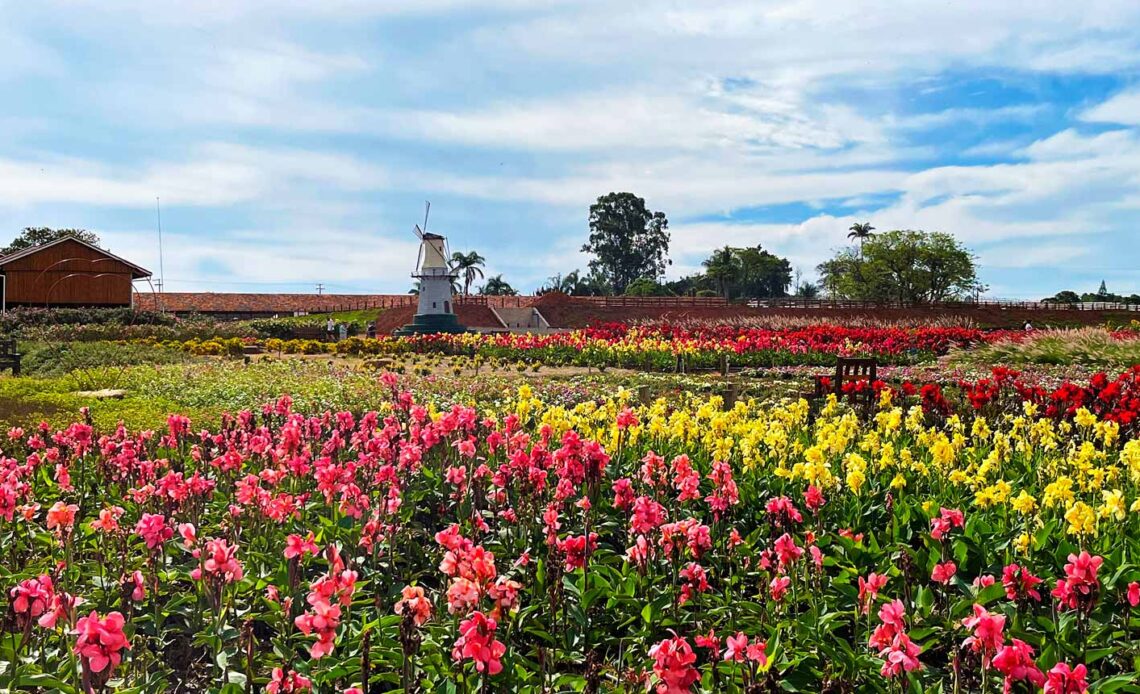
[423,201,431,234]
[413,224,424,239]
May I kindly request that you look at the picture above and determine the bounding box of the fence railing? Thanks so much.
[747,298,1140,312]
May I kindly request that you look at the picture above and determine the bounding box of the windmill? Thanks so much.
[394,202,467,336]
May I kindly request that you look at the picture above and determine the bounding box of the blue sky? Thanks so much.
[2,1,1139,298]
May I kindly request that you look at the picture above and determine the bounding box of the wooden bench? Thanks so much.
[0,339,21,376]
[808,357,877,417]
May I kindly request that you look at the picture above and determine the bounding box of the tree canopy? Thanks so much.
[2,227,102,256]
[582,193,670,294]
[817,229,981,303]
[479,275,517,296]
[697,245,792,300]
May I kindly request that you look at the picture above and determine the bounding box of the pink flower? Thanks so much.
[931,561,957,584]
[46,501,79,535]
[858,573,889,615]
[134,513,173,551]
[803,485,825,512]
[1127,581,1139,608]
[1043,662,1088,693]
[452,611,506,676]
[124,571,146,602]
[192,538,244,584]
[722,632,748,662]
[395,585,432,627]
[295,597,341,659]
[930,507,964,541]
[878,633,923,678]
[746,641,767,665]
[649,634,700,693]
[284,533,319,560]
[961,603,1005,667]
[266,668,312,693]
[769,576,791,602]
[992,639,1045,691]
[73,611,130,674]
[765,496,803,528]
[1051,551,1103,612]
[773,533,803,568]
[9,575,54,624]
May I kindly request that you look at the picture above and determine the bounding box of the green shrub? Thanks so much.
[20,341,190,379]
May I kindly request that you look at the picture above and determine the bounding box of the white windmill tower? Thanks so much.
[395,202,467,335]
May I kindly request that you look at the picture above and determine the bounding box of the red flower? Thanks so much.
[1043,662,1088,693]
[1127,581,1139,608]
[1002,563,1043,603]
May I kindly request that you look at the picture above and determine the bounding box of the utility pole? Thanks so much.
[155,197,166,312]
[315,283,324,296]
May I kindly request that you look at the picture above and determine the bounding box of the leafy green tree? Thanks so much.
[479,275,517,296]
[701,246,740,299]
[817,229,981,302]
[735,245,792,298]
[3,227,102,256]
[623,277,673,296]
[582,193,670,294]
[450,251,486,296]
[1044,290,1081,304]
[794,281,820,298]
[697,245,792,300]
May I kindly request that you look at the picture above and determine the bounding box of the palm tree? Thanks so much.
[847,222,875,256]
[450,251,486,296]
[480,275,517,296]
[702,246,740,300]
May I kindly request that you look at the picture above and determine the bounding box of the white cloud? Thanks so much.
[1080,86,1140,125]
[0,143,389,208]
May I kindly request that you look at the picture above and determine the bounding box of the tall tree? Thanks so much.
[3,227,102,256]
[701,246,740,299]
[450,251,486,296]
[582,192,670,294]
[479,275,517,296]
[847,222,875,256]
[817,229,981,303]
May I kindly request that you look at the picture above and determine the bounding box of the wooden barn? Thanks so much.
[0,237,151,309]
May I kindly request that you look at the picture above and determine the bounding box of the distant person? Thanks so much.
[366,322,376,339]
[326,317,335,341]
[338,323,348,342]
[1024,321,1033,332]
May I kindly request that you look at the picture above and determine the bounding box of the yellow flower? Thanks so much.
[889,473,907,490]
[1099,489,1126,521]
[1010,490,1037,515]
[1064,501,1097,537]
[1013,533,1031,555]
[1074,408,1097,429]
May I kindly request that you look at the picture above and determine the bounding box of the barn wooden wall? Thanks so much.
[2,239,138,306]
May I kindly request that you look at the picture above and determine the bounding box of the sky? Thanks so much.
[1,1,1139,299]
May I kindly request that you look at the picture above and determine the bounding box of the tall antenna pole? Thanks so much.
[155,197,166,311]
[316,283,325,296]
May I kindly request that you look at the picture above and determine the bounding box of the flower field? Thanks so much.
[4,368,1140,693]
